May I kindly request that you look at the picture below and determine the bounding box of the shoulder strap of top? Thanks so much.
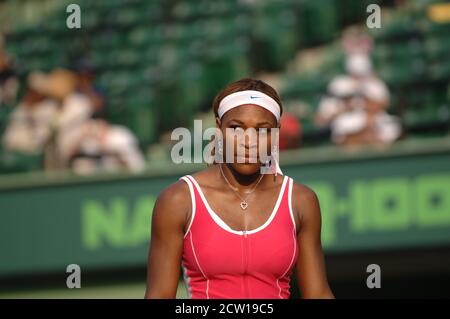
[179,175,197,238]
[287,177,297,231]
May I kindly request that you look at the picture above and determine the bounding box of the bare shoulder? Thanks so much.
[290,179,322,228]
[152,178,192,229]
[291,181,319,204]
[157,178,191,204]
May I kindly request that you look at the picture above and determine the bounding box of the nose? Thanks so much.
[238,137,257,150]
[237,129,257,147]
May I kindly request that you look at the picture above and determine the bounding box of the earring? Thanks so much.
[271,144,279,176]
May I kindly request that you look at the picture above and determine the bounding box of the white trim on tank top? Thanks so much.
[179,176,197,239]
[185,174,288,236]
[288,177,297,231]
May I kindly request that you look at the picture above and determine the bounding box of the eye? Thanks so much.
[257,127,272,133]
[230,126,245,133]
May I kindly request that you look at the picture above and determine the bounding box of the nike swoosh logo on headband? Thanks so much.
[250,96,261,99]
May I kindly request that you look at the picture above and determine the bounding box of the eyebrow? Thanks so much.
[227,119,274,127]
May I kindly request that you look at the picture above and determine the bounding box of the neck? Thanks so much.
[219,163,263,192]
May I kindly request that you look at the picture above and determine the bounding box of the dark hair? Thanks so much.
[212,78,283,119]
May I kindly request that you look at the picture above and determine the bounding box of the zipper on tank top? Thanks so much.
[242,230,249,298]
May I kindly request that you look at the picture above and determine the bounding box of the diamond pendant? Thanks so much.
[240,201,248,210]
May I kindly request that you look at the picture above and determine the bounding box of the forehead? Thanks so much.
[221,104,277,126]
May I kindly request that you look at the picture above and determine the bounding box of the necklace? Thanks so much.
[219,164,264,210]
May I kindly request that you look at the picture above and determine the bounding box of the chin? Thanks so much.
[230,162,261,175]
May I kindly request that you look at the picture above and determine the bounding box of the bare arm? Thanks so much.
[144,180,190,298]
[293,183,334,299]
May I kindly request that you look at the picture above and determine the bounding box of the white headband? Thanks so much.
[218,90,281,123]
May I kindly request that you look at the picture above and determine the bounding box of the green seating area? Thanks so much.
[1,0,449,172]
[279,0,450,140]
[371,1,450,133]
[2,0,383,147]
[5,0,254,145]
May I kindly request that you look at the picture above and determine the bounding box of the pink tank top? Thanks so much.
[179,174,298,299]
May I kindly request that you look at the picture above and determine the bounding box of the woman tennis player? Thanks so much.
[145,78,334,299]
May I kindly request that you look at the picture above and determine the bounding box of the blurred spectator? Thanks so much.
[70,58,106,118]
[315,75,359,128]
[345,52,373,80]
[0,34,19,108]
[315,30,401,149]
[32,68,94,169]
[331,79,402,148]
[68,119,145,174]
[2,72,58,154]
[5,67,144,174]
[341,28,373,77]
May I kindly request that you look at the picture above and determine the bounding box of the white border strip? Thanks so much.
[179,176,196,239]
[288,177,297,231]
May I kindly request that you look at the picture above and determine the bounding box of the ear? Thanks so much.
[215,117,222,128]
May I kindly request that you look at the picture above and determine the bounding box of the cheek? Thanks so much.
[258,136,272,158]
[223,130,248,149]
[256,134,271,147]
[225,138,235,151]
[223,134,239,155]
